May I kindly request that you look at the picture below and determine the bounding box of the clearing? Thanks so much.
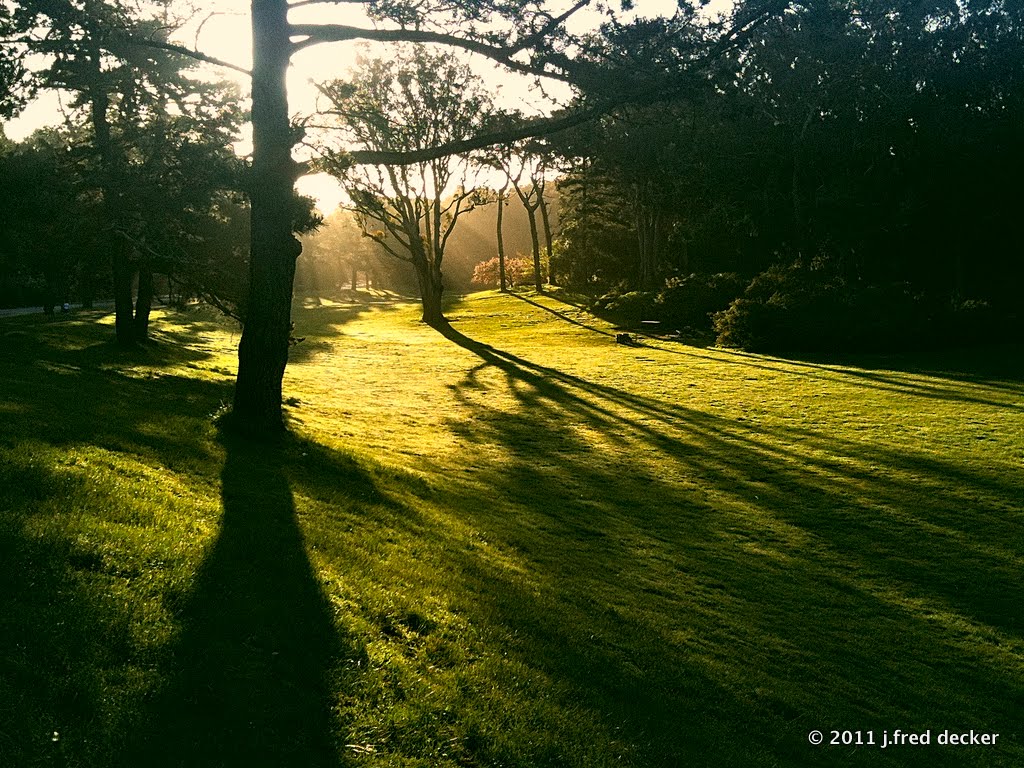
[1,291,1021,767]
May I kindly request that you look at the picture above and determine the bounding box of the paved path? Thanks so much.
[0,300,127,318]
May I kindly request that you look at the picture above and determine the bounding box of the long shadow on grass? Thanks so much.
[0,459,128,767]
[533,293,1024,405]
[508,293,616,338]
[122,433,349,768]
[436,325,1024,767]
[715,346,1024,410]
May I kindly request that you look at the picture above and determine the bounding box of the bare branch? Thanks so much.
[289,24,574,83]
[123,36,251,76]
[515,0,592,50]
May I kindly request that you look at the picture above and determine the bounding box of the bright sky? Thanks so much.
[5,0,696,212]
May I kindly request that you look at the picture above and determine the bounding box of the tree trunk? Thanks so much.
[414,257,445,327]
[496,187,507,292]
[112,253,135,343]
[525,205,542,292]
[90,81,136,345]
[134,265,154,342]
[232,0,300,436]
[538,190,555,286]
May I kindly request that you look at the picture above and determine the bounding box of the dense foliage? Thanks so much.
[553,0,1024,350]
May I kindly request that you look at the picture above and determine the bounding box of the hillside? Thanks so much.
[1,292,1022,767]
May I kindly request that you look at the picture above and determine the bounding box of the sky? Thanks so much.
[5,0,690,212]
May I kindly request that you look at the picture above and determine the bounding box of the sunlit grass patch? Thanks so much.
[2,294,1022,767]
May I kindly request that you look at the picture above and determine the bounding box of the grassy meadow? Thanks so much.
[1,291,1022,767]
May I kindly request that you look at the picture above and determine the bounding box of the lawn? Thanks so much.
[1,291,1021,767]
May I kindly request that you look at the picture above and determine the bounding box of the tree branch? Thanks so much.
[289,24,574,83]
[120,36,251,76]
[288,0,367,7]
[343,101,607,166]
[515,0,592,50]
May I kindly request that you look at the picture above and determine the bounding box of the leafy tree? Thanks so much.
[9,0,788,433]
[318,47,493,327]
[505,147,551,291]
[0,127,104,310]
[232,0,721,434]
[5,0,246,341]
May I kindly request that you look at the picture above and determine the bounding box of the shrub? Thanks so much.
[712,265,941,353]
[601,290,659,326]
[656,272,746,332]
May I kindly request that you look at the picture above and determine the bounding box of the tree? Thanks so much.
[318,47,493,327]
[471,255,533,289]
[5,0,246,341]
[9,0,789,434]
[299,209,387,295]
[505,148,550,291]
[0,127,103,311]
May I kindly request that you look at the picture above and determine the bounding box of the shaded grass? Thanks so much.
[1,296,1022,767]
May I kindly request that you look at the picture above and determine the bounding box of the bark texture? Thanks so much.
[232,0,301,435]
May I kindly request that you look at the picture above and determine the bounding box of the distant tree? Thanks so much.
[318,47,493,327]
[511,151,547,292]
[495,181,510,292]
[299,209,388,295]
[471,255,534,289]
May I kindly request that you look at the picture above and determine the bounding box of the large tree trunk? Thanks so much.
[90,80,136,345]
[232,0,300,435]
[112,253,135,343]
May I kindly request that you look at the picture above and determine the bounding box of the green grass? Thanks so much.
[1,291,1022,767]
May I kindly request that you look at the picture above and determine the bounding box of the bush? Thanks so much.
[712,265,941,353]
[656,272,746,332]
[601,290,658,326]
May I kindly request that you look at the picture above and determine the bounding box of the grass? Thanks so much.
[1,291,1022,767]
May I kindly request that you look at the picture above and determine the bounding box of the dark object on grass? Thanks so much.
[615,332,639,346]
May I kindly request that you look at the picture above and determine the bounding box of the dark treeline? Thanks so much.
[3,0,1021,369]
[551,0,1024,351]
[0,122,249,321]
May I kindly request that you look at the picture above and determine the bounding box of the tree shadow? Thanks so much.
[526,292,1024,401]
[433,324,1023,765]
[711,346,1024,411]
[506,293,616,338]
[0,460,123,768]
[121,433,351,768]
